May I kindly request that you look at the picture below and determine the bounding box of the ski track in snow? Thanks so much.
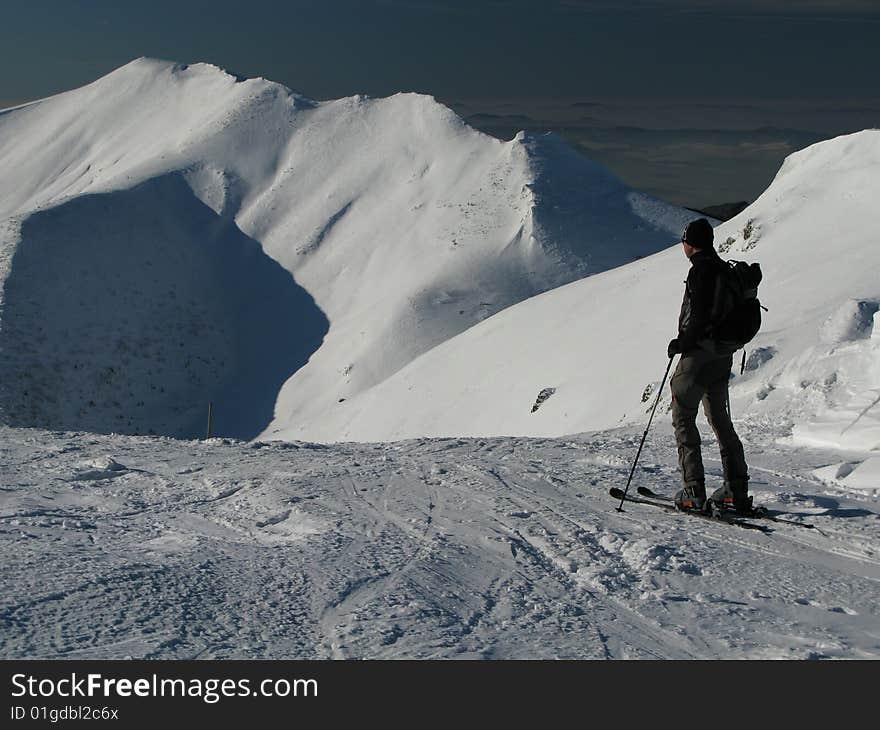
[1,421,878,660]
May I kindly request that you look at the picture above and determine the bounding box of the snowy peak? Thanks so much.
[85,56,308,106]
[773,128,880,182]
[515,129,683,275]
[0,57,311,219]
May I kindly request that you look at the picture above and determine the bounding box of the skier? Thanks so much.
[667,218,751,514]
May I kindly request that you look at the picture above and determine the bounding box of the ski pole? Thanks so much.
[616,355,675,512]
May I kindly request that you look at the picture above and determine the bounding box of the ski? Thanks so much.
[610,488,772,533]
[636,486,816,530]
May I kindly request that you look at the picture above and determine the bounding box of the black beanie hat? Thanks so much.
[682,218,714,249]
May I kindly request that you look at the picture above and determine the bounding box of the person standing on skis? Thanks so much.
[667,218,752,514]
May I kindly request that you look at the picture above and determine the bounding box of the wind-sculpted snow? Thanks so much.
[1,422,878,659]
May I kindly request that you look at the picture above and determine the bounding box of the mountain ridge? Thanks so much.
[0,58,694,439]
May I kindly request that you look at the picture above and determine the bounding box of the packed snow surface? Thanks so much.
[1,422,878,659]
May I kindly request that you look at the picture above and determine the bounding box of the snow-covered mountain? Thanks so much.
[287,129,880,489]
[0,58,693,440]
[1,60,878,663]
[2,58,877,483]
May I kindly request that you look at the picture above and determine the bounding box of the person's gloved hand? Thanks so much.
[667,338,681,359]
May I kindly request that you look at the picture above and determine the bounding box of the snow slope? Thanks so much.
[0,58,694,440]
[287,130,880,465]
[2,420,877,659]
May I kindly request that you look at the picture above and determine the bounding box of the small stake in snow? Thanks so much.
[616,356,674,512]
[206,402,214,440]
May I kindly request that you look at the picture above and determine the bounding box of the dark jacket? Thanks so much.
[677,248,726,353]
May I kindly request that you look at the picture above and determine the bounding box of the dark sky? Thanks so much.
[3,0,879,207]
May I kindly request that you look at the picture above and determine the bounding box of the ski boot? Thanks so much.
[710,479,753,516]
[674,484,707,513]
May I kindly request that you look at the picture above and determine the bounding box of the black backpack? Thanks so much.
[711,259,763,352]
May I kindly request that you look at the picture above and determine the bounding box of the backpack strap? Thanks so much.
[708,261,732,330]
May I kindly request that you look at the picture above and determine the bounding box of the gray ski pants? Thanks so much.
[670,349,748,493]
